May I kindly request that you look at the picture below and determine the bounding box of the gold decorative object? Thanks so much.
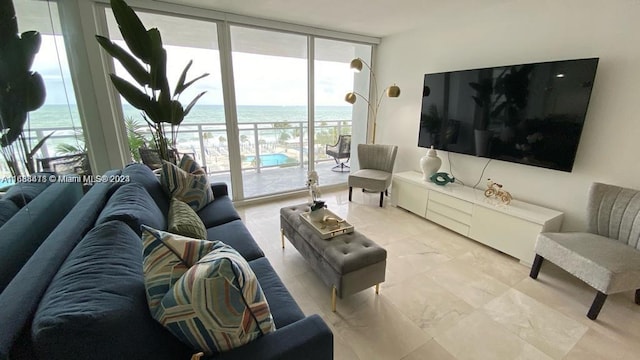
[484,178,513,205]
[320,215,346,230]
[344,57,400,144]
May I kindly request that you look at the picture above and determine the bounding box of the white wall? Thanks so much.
[374,0,640,230]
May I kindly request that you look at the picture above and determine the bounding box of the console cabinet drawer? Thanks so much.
[426,210,470,236]
[427,201,472,225]
[428,191,473,214]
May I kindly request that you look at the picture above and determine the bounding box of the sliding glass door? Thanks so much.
[230,26,308,198]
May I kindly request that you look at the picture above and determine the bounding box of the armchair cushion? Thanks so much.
[536,231,640,294]
[348,169,392,192]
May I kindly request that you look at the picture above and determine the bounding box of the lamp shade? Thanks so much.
[350,58,363,72]
[387,85,401,98]
[344,92,357,104]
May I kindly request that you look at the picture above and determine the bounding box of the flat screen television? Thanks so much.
[417,58,599,172]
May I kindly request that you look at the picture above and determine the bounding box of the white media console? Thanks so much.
[391,171,564,265]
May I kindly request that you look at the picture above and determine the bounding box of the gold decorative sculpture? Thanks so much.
[484,178,512,205]
[320,215,346,230]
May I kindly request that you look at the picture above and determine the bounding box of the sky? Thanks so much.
[35,35,356,107]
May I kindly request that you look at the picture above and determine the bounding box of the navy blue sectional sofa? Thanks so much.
[0,178,83,293]
[0,164,332,360]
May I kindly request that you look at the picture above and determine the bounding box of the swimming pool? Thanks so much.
[245,153,292,167]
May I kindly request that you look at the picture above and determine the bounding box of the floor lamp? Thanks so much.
[344,58,400,144]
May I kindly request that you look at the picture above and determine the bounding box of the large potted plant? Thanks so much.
[96,0,209,163]
[0,0,52,176]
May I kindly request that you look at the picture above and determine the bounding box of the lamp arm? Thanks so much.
[351,91,375,114]
[358,58,379,103]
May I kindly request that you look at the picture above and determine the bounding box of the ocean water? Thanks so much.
[24,104,353,129]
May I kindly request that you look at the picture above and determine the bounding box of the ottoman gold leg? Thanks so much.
[375,283,380,295]
[280,228,284,249]
[331,286,337,312]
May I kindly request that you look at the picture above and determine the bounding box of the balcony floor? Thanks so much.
[208,160,350,199]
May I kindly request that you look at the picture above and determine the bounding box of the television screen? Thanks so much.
[417,58,599,172]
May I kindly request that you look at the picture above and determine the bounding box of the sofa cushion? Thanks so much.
[249,257,305,329]
[121,163,170,215]
[31,220,190,360]
[0,182,83,293]
[0,198,19,227]
[96,182,166,235]
[206,219,264,261]
[142,226,275,355]
[197,195,241,228]
[2,177,52,208]
[160,161,213,212]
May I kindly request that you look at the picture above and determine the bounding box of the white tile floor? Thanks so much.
[237,189,640,360]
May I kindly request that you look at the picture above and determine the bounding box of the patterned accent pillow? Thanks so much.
[160,161,213,212]
[141,226,275,355]
[168,198,207,239]
[179,154,206,175]
[141,226,216,313]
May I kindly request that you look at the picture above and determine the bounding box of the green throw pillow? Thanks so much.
[168,198,207,239]
[160,161,213,212]
[141,226,275,355]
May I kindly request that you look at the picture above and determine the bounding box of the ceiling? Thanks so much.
[154,0,513,38]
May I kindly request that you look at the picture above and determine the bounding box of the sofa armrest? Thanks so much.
[210,182,229,198]
[214,315,333,360]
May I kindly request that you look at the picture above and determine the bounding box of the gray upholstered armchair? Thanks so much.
[348,144,398,207]
[530,182,640,320]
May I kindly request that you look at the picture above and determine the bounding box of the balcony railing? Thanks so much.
[0,120,352,177]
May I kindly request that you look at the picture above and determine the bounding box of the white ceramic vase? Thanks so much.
[420,146,442,181]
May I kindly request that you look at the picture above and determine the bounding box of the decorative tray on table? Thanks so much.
[299,208,354,240]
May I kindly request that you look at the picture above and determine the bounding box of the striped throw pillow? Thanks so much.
[141,226,275,355]
[179,154,206,175]
[160,161,213,212]
[142,226,217,312]
[168,198,207,239]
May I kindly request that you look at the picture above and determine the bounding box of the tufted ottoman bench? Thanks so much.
[280,204,387,311]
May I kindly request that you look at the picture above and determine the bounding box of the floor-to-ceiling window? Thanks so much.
[105,11,227,170]
[314,38,372,184]
[87,4,375,201]
[0,0,87,178]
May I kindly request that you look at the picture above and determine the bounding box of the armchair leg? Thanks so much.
[587,291,608,320]
[379,192,384,207]
[349,187,352,202]
[635,289,640,305]
[529,254,544,279]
